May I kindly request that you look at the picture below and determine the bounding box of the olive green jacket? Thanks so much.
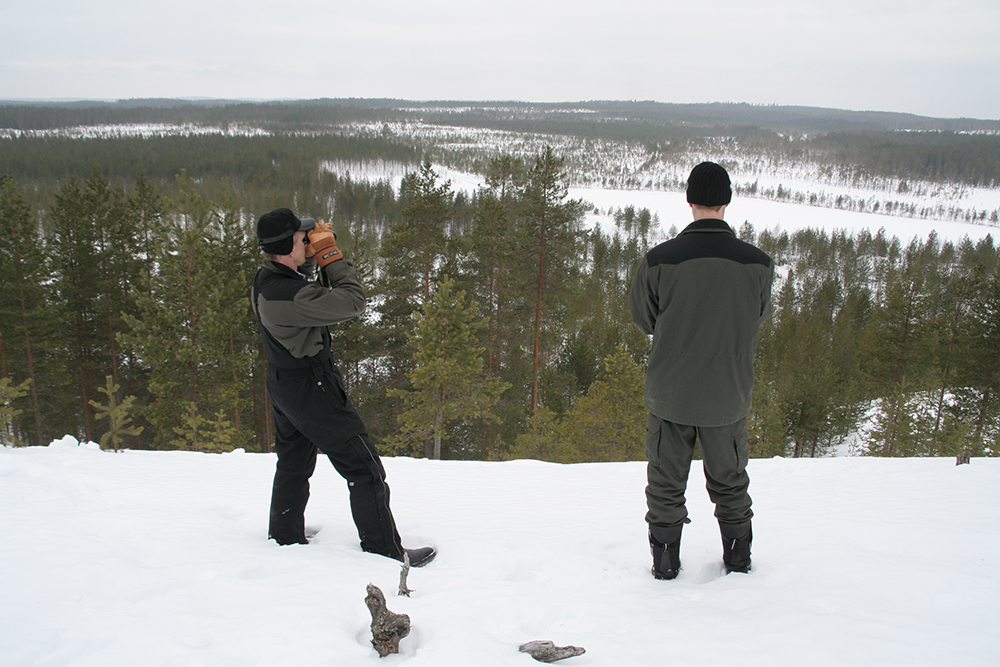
[628,219,774,426]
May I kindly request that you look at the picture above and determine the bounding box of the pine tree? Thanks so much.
[50,166,142,443]
[170,403,208,451]
[119,172,251,450]
[88,375,143,452]
[559,346,646,462]
[0,377,32,446]
[383,161,452,302]
[862,246,937,455]
[461,155,528,457]
[519,147,585,417]
[508,404,566,462]
[387,277,509,459]
[375,162,456,435]
[955,264,1000,454]
[0,175,50,445]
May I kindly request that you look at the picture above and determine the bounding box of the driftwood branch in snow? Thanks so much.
[519,640,586,662]
[365,584,410,657]
[398,551,413,597]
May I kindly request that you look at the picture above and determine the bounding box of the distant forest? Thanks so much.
[1,99,998,459]
[3,98,1000,187]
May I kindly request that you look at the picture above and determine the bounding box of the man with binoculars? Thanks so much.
[252,207,435,567]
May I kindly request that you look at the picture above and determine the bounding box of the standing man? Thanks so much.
[628,163,773,579]
[252,207,435,567]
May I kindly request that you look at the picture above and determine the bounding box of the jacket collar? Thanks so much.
[680,218,735,235]
[262,258,307,279]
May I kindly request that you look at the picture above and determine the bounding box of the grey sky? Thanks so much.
[2,0,998,120]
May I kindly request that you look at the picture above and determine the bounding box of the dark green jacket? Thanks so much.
[628,219,773,426]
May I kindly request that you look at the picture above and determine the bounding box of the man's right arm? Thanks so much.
[628,260,657,336]
[293,259,367,326]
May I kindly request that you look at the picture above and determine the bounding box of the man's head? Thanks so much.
[256,208,316,256]
[686,162,732,209]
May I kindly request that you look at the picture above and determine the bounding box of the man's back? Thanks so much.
[629,218,773,427]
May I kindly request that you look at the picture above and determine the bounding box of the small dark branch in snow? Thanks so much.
[398,551,413,597]
[365,584,410,657]
[519,640,586,662]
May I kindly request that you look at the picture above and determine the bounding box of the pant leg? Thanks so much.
[268,404,317,545]
[697,418,753,526]
[268,361,404,559]
[319,433,404,560]
[645,413,698,528]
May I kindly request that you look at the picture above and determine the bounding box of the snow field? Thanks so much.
[2,440,998,666]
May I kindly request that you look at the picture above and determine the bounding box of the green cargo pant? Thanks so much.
[644,412,753,529]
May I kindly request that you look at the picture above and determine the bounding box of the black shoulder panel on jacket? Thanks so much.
[255,265,306,302]
[647,232,771,268]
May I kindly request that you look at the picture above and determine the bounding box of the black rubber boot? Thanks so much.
[649,524,683,580]
[720,521,752,574]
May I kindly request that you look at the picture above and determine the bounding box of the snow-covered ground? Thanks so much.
[2,437,997,666]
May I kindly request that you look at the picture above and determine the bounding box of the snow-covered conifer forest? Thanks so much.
[1,98,998,458]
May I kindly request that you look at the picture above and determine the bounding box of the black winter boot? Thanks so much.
[720,521,752,574]
[404,546,437,568]
[649,524,683,580]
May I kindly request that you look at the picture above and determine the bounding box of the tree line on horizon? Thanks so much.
[1,140,999,460]
[4,99,1000,189]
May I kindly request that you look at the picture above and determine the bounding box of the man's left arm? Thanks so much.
[294,222,367,326]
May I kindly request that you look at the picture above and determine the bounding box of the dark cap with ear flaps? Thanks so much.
[257,208,316,255]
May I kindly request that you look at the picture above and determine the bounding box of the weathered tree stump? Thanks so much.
[519,640,586,662]
[365,584,410,657]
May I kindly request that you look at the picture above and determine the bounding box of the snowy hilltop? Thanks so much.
[2,438,998,666]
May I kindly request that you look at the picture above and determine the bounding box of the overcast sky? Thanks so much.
[2,0,998,120]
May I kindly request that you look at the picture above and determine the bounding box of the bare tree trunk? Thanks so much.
[433,405,443,460]
[531,234,547,417]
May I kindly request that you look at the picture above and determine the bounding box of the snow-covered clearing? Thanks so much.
[322,160,998,245]
[2,438,998,666]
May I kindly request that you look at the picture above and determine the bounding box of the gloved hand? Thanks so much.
[307,221,343,266]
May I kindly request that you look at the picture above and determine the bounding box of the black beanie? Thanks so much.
[256,208,315,255]
[686,162,732,207]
